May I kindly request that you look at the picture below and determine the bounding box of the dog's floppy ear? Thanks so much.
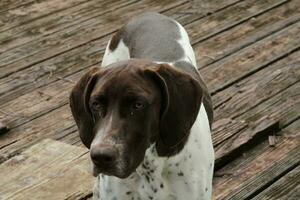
[69,67,100,148]
[145,64,203,157]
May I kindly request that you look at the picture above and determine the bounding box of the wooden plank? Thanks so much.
[0,0,136,53]
[212,50,299,166]
[1,4,298,166]
[213,50,300,121]
[213,119,300,199]
[0,0,186,76]
[193,0,300,68]
[0,0,193,104]
[0,1,248,106]
[252,165,300,200]
[0,0,36,13]
[175,0,243,22]
[0,48,297,139]
[200,21,300,94]
[0,36,107,104]
[0,0,296,106]
[188,0,290,45]
[3,21,297,129]
[57,127,82,147]
[212,118,248,147]
[0,1,195,107]
[1,71,299,166]
[0,0,286,72]
[239,84,300,129]
[0,139,93,200]
[214,81,300,169]
[215,119,280,169]
[0,0,105,32]
[0,105,76,162]
[221,145,300,200]
[0,0,241,54]
[0,68,83,128]
[0,0,241,77]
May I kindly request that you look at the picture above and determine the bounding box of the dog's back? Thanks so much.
[103,12,193,65]
[102,12,213,126]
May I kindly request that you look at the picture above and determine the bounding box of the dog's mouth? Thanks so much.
[92,161,135,179]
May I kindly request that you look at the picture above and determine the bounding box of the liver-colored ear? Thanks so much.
[69,67,100,148]
[145,64,203,157]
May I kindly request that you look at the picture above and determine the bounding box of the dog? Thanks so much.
[70,12,214,200]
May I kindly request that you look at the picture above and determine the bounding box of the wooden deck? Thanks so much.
[0,0,299,199]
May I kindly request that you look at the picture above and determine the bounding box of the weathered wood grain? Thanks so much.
[0,0,136,52]
[0,0,36,13]
[176,0,243,22]
[214,80,300,169]
[240,84,300,129]
[212,118,248,147]
[0,0,110,33]
[0,0,242,55]
[213,119,300,199]
[188,0,290,45]
[0,47,297,137]
[0,0,300,199]
[0,139,93,200]
[0,0,297,107]
[224,145,300,200]
[200,21,300,94]
[214,118,280,169]
[1,0,241,88]
[0,0,299,199]
[213,50,300,121]
[0,105,76,162]
[0,36,106,103]
[1,75,299,166]
[0,68,85,129]
[0,0,186,76]
[0,1,198,107]
[252,165,300,200]
[194,0,300,67]
[0,0,192,105]
[1,8,299,166]
[212,50,299,167]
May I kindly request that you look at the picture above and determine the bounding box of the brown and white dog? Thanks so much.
[70,12,214,200]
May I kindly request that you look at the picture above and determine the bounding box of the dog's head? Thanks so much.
[69,59,202,178]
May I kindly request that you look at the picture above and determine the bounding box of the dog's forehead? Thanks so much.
[92,64,155,98]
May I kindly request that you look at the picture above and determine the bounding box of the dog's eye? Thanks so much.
[91,101,102,111]
[132,101,145,110]
[90,101,106,117]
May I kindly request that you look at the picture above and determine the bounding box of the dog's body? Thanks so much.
[70,12,214,200]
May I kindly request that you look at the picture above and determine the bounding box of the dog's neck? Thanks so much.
[135,144,166,179]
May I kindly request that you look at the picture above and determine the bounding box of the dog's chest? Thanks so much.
[97,151,204,200]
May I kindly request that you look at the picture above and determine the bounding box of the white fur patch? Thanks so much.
[101,39,130,67]
[174,20,198,68]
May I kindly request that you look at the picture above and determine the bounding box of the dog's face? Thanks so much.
[88,63,161,178]
[70,59,202,178]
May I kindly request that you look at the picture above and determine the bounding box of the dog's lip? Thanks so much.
[92,164,103,177]
[92,163,134,178]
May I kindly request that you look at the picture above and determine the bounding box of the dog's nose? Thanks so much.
[90,146,118,165]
